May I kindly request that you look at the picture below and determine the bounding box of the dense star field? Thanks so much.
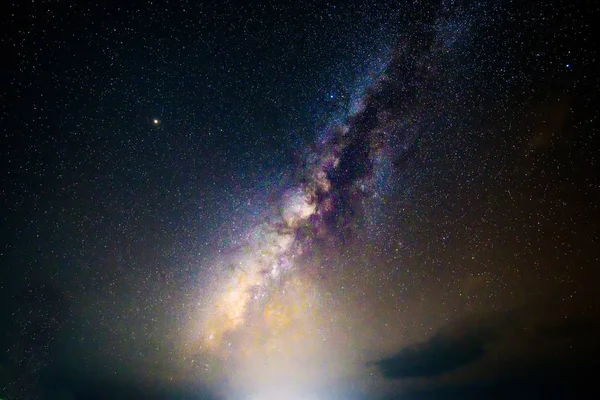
[1,0,599,399]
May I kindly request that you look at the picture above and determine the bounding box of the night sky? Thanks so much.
[1,1,599,399]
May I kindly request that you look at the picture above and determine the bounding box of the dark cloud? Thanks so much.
[372,303,600,399]
[372,310,511,379]
[383,373,600,400]
[373,332,486,378]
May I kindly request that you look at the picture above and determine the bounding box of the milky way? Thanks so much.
[181,7,477,395]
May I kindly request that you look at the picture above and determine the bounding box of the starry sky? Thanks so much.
[1,1,599,399]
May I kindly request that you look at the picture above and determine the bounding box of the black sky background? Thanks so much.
[2,0,599,399]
